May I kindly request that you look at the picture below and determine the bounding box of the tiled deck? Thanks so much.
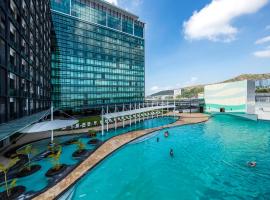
[33,113,209,200]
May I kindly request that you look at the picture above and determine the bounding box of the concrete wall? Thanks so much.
[255,103,270,120]
[247,80,256,114]
[204,80,255,114]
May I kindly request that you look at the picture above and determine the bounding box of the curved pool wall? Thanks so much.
[0,116,177,198]
[70,115,270,200]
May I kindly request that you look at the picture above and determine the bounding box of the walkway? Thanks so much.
[3,115,166,150]
[33,113,209,200]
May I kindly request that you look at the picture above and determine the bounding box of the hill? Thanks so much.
[150,73,270,98]
[150,90,174,97]
[223,73,270,83]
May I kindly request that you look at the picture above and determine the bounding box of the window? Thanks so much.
[0,38,5,65]
[10,0,18,21]
[0,68,6,95]
[0,97,6,123]
[0,9,5,36]
[9,48,16,68]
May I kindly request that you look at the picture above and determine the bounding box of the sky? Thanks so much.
[105,0,270,95]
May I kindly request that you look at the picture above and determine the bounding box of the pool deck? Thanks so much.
[32,113,209,200]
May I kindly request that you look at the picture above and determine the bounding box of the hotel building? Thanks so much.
[0,0,52,148]
[50,0,145,111]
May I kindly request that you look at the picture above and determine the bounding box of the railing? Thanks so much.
[256,94,270,103]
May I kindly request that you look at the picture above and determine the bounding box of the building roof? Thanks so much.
[0,110,50,141]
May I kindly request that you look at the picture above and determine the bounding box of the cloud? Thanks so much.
[183,77,198,87]
[105,0,118,5]
[105,0,142,9]
[255,35,270,44]
[183,0,268,42]
[253,50,270,58]
[150,86,159,91]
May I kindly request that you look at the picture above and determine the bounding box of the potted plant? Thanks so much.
[16,145,41,177]
[62,137,79,146]
[88,138,102,145]
[0,158,26,199]
[72,140,88,157]
[44,142,61,158]
[45,145,67,177]
[87,130,97,138]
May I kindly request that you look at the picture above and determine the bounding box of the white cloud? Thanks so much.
[105,0,118,5]
[183,0,268,42]
[150,86,159,91]
[183,77,198,87]
[253,50,270,58]
[255,35,270,44]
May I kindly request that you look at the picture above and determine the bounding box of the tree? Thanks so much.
[0,157,19,197]
[88,130,97,137]
[16,144,35,171]
[48,145,62,171]
[73,140,85,152]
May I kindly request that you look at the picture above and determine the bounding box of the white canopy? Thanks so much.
[103,105,175,119]
[21,119,78,133]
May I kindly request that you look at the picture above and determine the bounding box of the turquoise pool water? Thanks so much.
[71,115,270,200]
[0,117,177,195]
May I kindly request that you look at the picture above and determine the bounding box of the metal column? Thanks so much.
[122,104,125,128]
[129,103,132,126]
[106,105,109,132]
[114,104,117,130]
[101,107,104,136]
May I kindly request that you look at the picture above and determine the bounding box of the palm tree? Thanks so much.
[16,145,34,171]
[73,140,85,152]
[0,157,19,197]
[48,145,62,171]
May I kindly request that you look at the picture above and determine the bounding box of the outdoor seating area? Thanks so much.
[60,121,101,131]
[59,110,166,132]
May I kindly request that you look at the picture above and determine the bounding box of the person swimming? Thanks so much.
[248,161,256,167]
[164,131,169,138]
[170,148,174,157]
[157,137,159,142]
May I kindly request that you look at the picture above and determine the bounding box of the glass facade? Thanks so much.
[0,0,51,124]
[51,0,145,111]
[256,79,270,89]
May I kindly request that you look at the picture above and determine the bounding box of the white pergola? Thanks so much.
[101,102,176,135]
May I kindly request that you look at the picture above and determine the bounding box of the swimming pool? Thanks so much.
[71,115,270,200]
[0,116,177,198]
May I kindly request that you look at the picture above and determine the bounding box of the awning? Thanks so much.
[103,105,175,119]
[20,119,78,133]
[0,110,50,141]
